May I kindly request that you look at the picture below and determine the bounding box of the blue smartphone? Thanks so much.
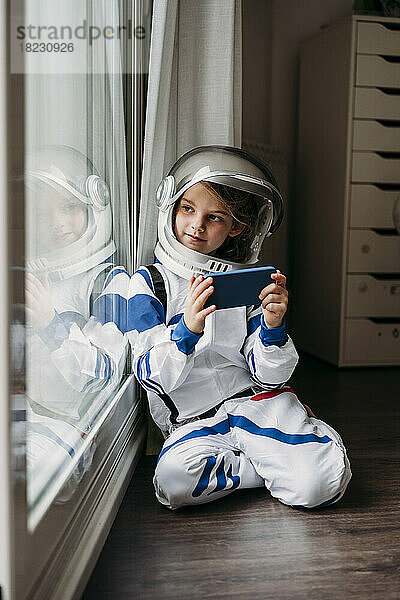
[203,266,277,310]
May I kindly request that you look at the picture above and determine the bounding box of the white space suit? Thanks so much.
[130,146,352,510]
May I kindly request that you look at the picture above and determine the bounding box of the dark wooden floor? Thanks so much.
[82,354,400,600]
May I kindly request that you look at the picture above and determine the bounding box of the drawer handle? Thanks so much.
[393,328,399,339]
[390,285,400,295]
[361,244,370,254]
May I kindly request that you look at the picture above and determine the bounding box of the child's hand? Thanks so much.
[259,269,288,329]
[184,275,216,335]
[25,273,56,330]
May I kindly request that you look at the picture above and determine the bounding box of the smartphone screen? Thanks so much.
[203,266,276,309]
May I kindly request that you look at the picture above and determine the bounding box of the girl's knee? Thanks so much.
[154,452,196,510]
[276,444,352,509]
[154,449,245,509]
[289,466,346,509]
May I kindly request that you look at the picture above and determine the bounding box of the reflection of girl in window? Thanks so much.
[24,145,126,413]
[21,145,128,503]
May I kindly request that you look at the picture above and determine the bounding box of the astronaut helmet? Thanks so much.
[154,145,283,279]
[25,145,115,282]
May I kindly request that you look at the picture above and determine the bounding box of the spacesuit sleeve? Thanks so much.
[38,267,129,393]
[242,306,299,390]
[128,269,200,395]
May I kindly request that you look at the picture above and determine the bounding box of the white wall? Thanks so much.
[269,0,354,162]
[243,0,354,275]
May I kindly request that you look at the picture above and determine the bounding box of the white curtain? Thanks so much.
[138,0,242,267]
[90,1,131,270]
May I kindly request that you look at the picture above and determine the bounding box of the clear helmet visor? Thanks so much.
[171,146,274,186]
[158,146,283,237]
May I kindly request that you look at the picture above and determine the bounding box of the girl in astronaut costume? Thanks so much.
[130,146,352,510]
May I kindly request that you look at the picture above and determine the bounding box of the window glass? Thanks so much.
[13,0,134,525]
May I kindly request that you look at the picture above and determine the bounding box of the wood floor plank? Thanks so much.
[82,354,400,600]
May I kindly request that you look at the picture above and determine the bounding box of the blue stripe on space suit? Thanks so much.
[247,314,261,336]
[135,268,155,292]
[136,348,180,424]
[158,412,333,462]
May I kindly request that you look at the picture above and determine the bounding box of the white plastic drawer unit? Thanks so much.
[295,15,400,367]
[354,88,400,120]
[350,185,400,228]
[346,274,400,317]
[344,318,400,364]
[348,229,400,273]
[357,21,400,56]
[353,120,400,152]
[352,152,400,183]
[356,55,400,88]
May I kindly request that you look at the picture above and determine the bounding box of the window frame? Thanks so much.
[4,1,151,598]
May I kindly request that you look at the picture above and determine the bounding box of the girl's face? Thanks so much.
[37,187,88,252]
[174,183,244,256]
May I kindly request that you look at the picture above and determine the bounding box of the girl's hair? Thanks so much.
[202,181,260,263]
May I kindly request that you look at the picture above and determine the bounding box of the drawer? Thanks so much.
[352,152,400,184]
[350,184,400,228]
[348,229,400,272]
[354,87,400,121]
[356,55,400,88]
[346,274,400,317]
[357,22,400,56]
[353,120,400,152]
[344,318,400,364]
